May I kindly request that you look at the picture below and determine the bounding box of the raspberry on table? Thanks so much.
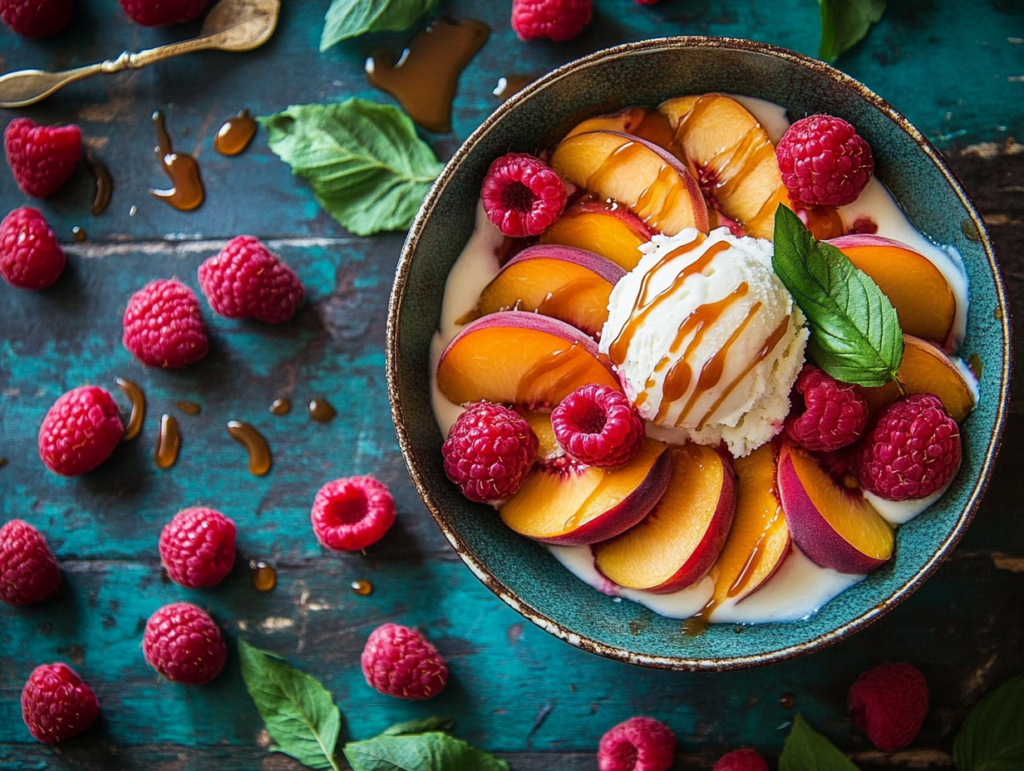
[776,115,874,207]
[21,663,100,743]
[714,749,770,771]
[442,402,539,503]
[512,0,592,41]
[848,662,929,750]
[142,602,227,685]
[785,365,869,452]
[311,476,395,552]
[198,235,304,324]
[38,386,123,476]
[0,0,71,36]
[480,153,566,238]
[0,206,66,290]
[4,118,81,198]
[122,279,209,368]
[0,519,60,606]
[856,393,961,500]
[361,623,448,700]
[159,507,236,589]
[597,716,676,771]
[119,0,207,25]
[552,384,645,468]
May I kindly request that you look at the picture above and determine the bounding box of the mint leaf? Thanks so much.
[344,731,509,771]
[238,639,341,771]
[260,99,443,237]
[381,717,456,736]
[321,0,437,51]
[818,0,886,62]
[772,205,903,387]
[780,715,860,771]
[954,674,1024,771]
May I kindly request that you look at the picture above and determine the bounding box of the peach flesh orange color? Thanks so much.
[540,207,650,271]
[564,107,676,151]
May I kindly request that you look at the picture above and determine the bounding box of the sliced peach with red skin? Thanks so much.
[539,202,652,271]
[593,444,736,593]
[777,442,894,574]
[859,335,975,422]
[436,312,621,409]
[828,235,957,348]
[500,439,671,545]
[564,107,677,151]
[550,130,709,236]
[472,245,624,338]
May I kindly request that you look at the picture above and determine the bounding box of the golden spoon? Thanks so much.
[0,0,279,109]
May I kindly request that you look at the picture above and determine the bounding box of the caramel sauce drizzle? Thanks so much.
[214,110,257,156]
[227,421,271,476]
[308,398,336,423]
[269,398,291,415]
[536,277,605,321]
[88,158,113,215]
[155,413,181,469]
[518,342,592,405]
[115,377,145,441]
[150,111,204,211]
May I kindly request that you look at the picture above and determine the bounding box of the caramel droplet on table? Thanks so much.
[155,413,181,469]
[492,74,534,101]
[780,693,796,709]
[88,158,113,215]
[175,400,201,415]
[249,559,277,591]
[227,420,271,476]
[214,110,258,156]
[681,617,709,637]
[269,398,291,415]
[0,458,8,469]
[351,579,373,596]
[150,111,204,211]
[115,378,146,441]
[71,226,86,242]
[365,18,491,133]
[308,398,336,423]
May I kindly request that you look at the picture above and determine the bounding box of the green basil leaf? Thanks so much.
[259,99,444,237]
[321,0,437,51]
[818,0,886,62]
[772,205,903,387]
[344,731,509,771]
[954,674,1024,771]
[380,717,456,736]
[238,639,341,771]
[780,715,860,771]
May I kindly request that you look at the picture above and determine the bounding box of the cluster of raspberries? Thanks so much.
[1,0,209,36]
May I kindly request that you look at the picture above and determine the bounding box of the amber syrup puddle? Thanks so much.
[151,111,204,211]
[351,579,373,596]
[87,158,113,215]
[115,378,145,441]
[308,398,336,423]
[71,226,86,242]
[175,400,201,415]
[227,421,271,476]
[780,693,796,709]
[249,560,276,591]
[366,18,491,133]
[215,110,258,156]
[269,398,291,415]
[492,74,534,101]
[155,413,181,469]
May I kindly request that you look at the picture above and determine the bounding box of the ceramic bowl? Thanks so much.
[386,37,1010,670]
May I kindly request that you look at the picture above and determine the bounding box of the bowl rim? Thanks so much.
[386,35,1012,671]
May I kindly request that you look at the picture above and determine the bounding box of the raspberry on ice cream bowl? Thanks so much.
[388,39,1009,669]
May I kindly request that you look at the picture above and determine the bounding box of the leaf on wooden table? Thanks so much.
[380,717,456,736]
[954,673,1024,771]
[780,715,860,771]
[344,730,509,771]
[321,0,437,51]
[818,0,886,62]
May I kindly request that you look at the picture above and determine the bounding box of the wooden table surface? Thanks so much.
[0,1,1022,769]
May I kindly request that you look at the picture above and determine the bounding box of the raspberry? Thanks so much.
[119,0,207,25]
[552,384,644,468]
[122,279,209,368]
[21,663,100,743]
[0,520,60,606]
[714,749,769,771]
[311,476,395,552]
[361,623,448,700]
[142,602,226,685]
[785,365,869,452]
[634,0,658,4]
[442,403,538,503]
[776,115,874,207]
[848,662,929,750]
[38,386,123,476]
[0,206,65,290]
[198,236,304,324]
[481,153,566,237]
[512,0,592,41]
[0,0,71,36]
[159,507,236,589]
[856,393,961,500]
[4,118,81,198]
[597,716,676,771]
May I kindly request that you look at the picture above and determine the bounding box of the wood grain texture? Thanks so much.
[0,0,1022,767]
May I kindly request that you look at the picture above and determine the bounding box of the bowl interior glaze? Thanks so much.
[387,38,1010,670]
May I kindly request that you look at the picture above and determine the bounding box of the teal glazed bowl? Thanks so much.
[386,38,1011,670]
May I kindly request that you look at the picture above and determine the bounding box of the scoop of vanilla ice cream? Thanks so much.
[599,227,808,457]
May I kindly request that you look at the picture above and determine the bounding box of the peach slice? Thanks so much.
[828,235,956,347]
[564,107,677,151]
[593,444,736,593]
[550,130,709,236]
[858,335,975,423]
[436,312,621,409]
[706,444,791,607]
[472,245,625,338]
[777,442,894,574]
[500,439,671,545]
[539,202,652,271]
